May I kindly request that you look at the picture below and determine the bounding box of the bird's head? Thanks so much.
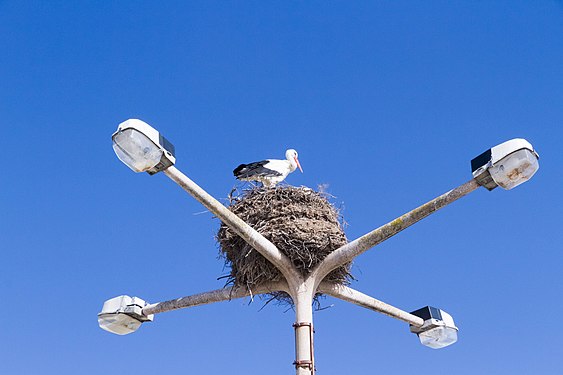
[286,149,303,173]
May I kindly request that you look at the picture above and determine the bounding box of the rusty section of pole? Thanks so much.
[163,166,301,282]
[291,280,316,375]
[312,179,481,282]
[319,283,424,327]
[142,281,289,316]
[293,322,314,374]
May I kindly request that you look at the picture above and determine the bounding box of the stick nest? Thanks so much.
[217,186,352,303]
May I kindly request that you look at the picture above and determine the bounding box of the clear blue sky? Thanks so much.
[1,1,562,374]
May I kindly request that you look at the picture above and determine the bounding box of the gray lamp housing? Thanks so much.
[410,306,458,349]
[471,138,539,191]
[112,119,176,175]
[98,295,153,335]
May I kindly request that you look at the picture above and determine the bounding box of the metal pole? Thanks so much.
[163,166,300,281]
[291,280,316,375]
[313,179,480,283]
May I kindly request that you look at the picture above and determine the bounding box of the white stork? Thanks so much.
[233,149,303,187]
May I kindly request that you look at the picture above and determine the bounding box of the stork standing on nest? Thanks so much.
[233,149,303,187]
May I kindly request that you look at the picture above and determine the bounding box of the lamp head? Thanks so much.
[410,306,458,349]
[471,138,539,190]
[98,295,153,335]
[112,119,176,175]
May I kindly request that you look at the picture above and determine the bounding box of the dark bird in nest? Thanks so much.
[233,149,303,187]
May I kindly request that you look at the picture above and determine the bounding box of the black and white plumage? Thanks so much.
[233,149,303,187]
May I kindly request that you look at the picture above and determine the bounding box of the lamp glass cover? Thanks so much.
[418,326,458,349]
[98,313,142,335]
[489,149,539,190]
[113,129,163,172]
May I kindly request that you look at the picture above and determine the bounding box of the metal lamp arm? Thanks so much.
[312,179,481,283]
[142,281,289,316]
[163,166,300,281]
[318,282,424,327]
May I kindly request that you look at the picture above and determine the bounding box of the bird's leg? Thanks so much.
[228,187,237,204]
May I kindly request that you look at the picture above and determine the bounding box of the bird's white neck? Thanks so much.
[286,156,298,172]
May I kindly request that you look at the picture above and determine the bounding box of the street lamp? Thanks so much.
[98,295,153,335]
[112,119,176,175]
[104,119,540,373]
[410,306,458,349]
[471,138,539,191]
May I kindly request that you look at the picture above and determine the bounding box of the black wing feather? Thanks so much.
[233,160,282,178]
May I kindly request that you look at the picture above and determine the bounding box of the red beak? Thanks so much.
[295,157,303,173]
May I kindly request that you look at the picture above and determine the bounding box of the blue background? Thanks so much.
[1,1,562,374]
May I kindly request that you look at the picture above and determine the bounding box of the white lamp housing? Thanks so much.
[98,295,153,335]
[471,138,539,190]
[410,306,458,349]
[112,119,176,175]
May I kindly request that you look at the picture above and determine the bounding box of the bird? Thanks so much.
[233,149,303,187]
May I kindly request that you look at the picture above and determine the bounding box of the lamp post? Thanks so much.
[101,119,539,374]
